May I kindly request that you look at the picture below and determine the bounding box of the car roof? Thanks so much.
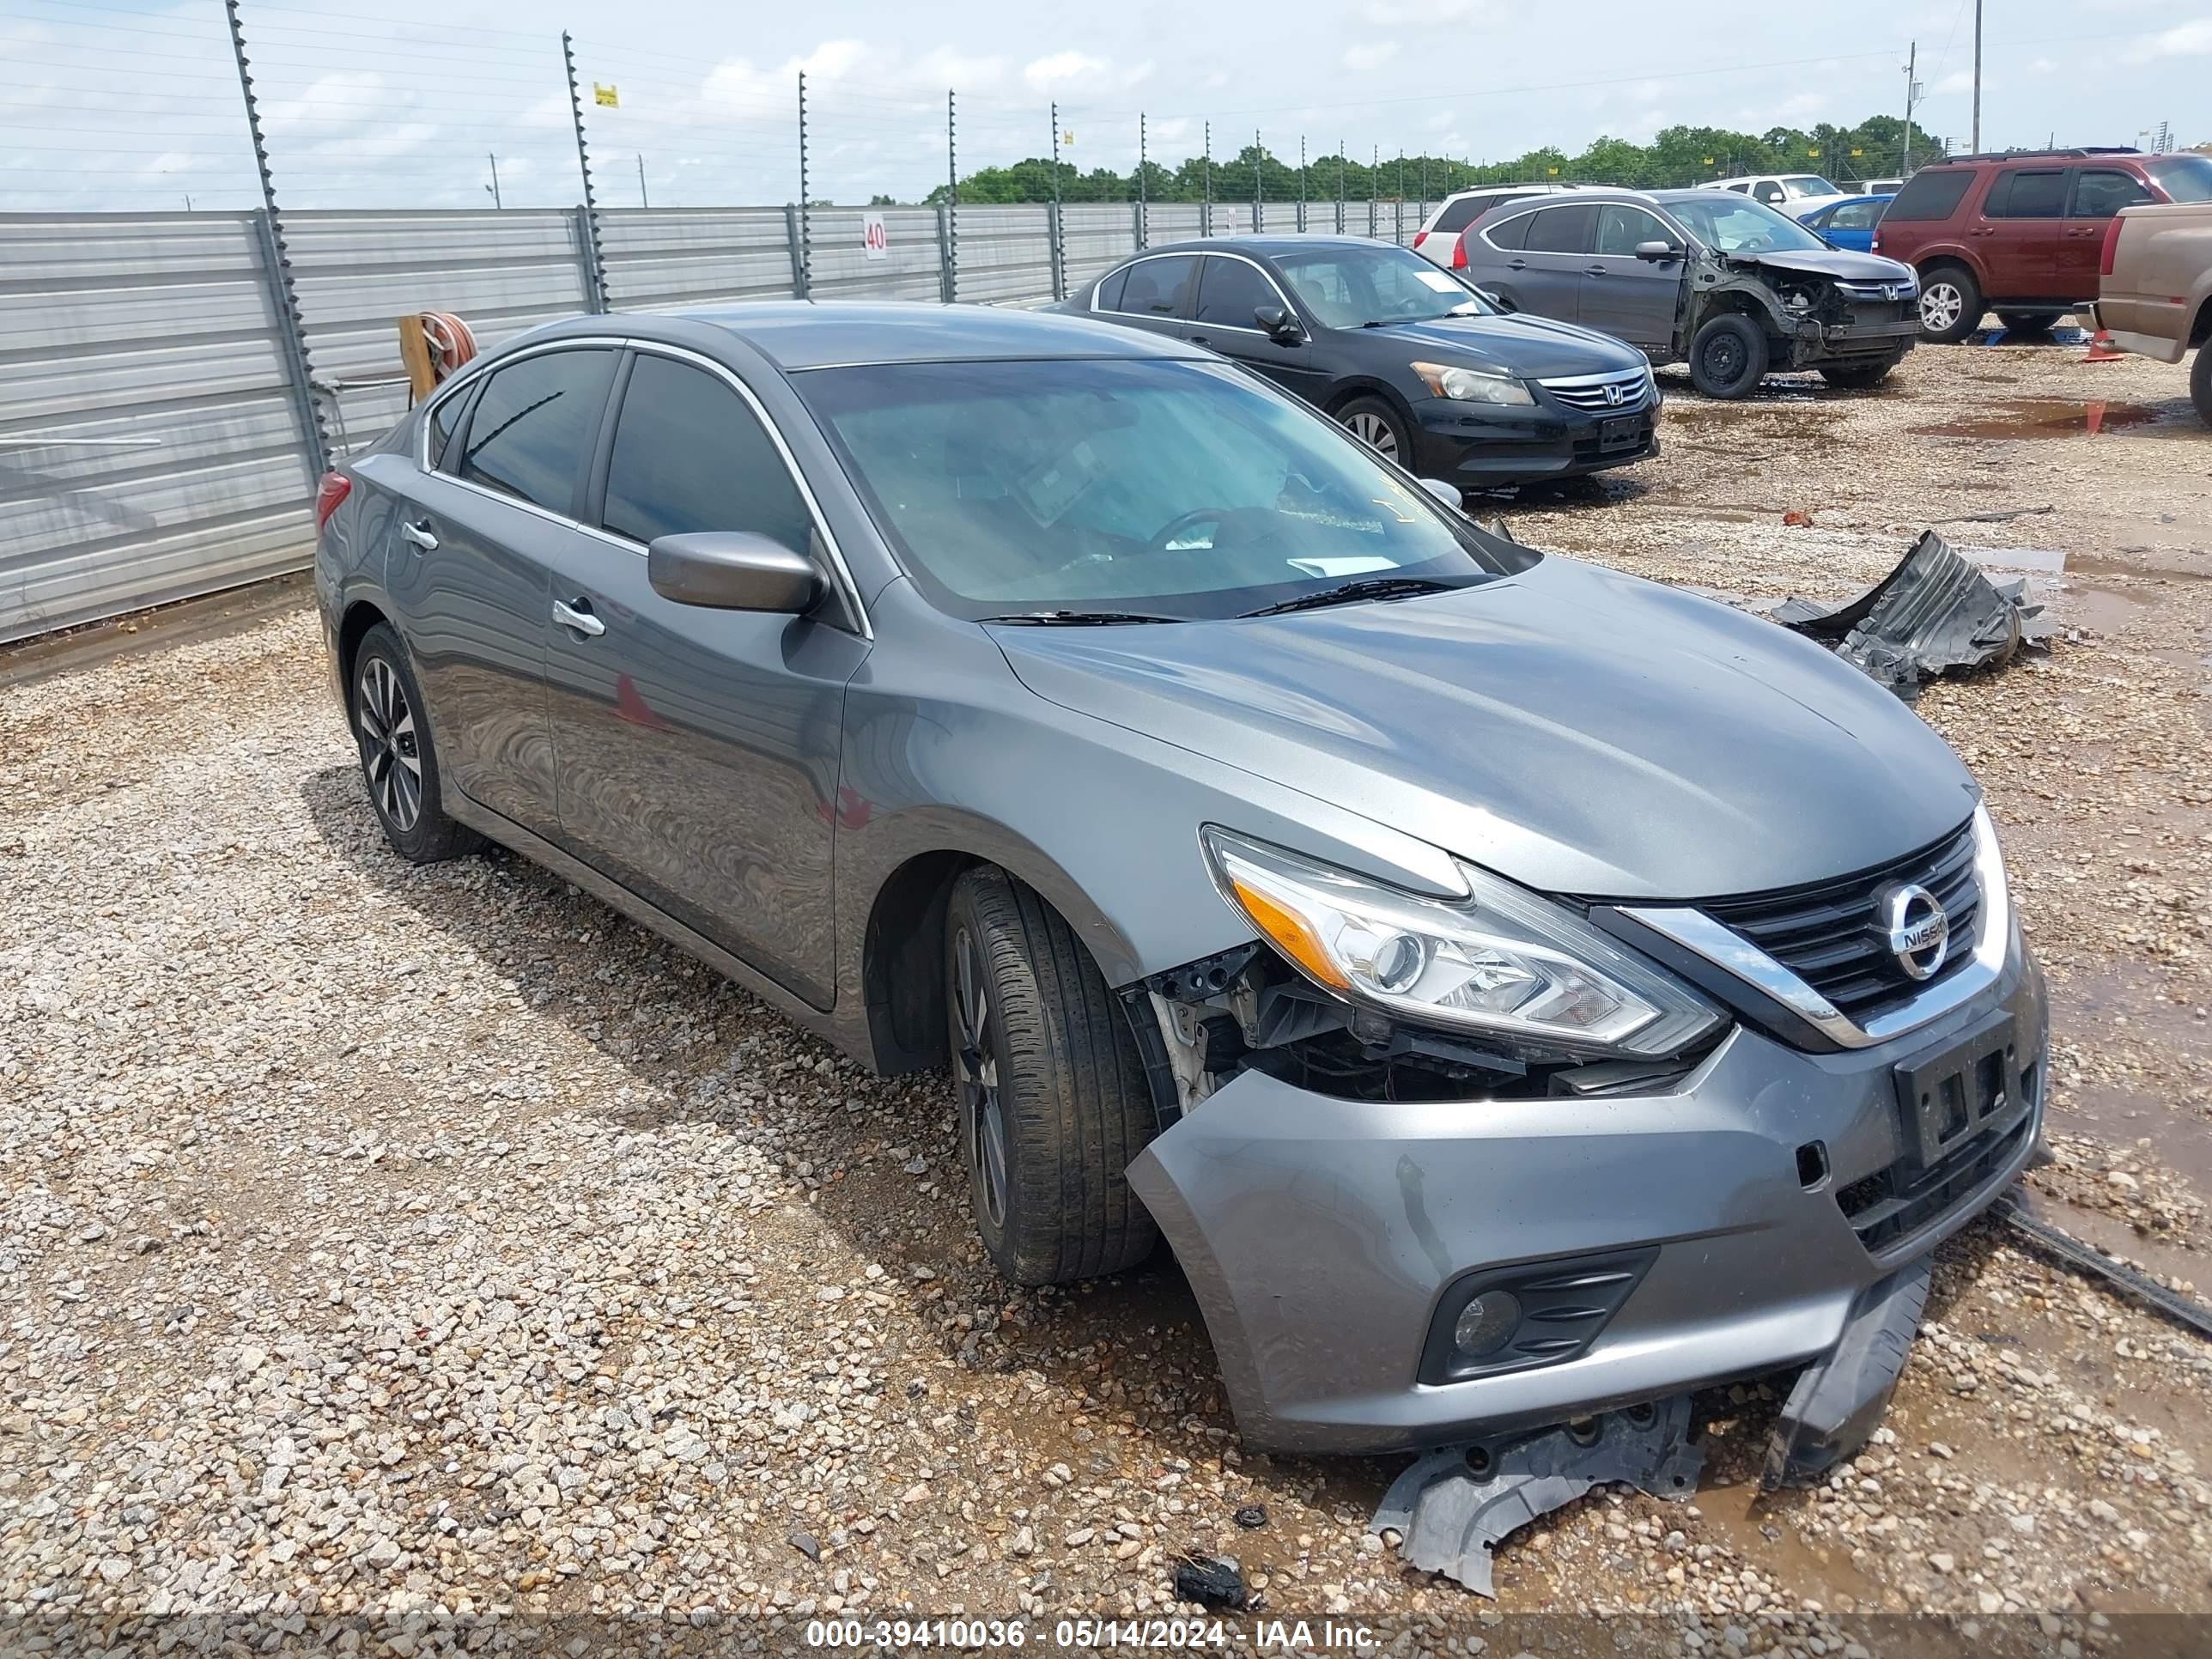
[635,301,1200,370]
[1127,234,1402,259]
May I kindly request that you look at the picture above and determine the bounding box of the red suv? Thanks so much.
[1873,148,2212,342]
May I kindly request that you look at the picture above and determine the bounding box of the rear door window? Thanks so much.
[1523,204,1597,254]
[1193,257,1283,329]
[454,348,616,516]
[1884,168,1974,222]
[1986,168,2066,218]
[1120,256,1197,317]
[600,353,815,553]
[2069,168,2155,218]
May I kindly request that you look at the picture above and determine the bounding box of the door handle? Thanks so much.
[1583,264,1607,276]
[552,598,605,638]
[399,519,438,551]
[1507,258,1527,270]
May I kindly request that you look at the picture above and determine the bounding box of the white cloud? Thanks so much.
[2123,17,2212,58]
[1363,0,1477,20]
[1933,70,1976,95]
[1022,51,1108,91]
[1344,42,1401,72]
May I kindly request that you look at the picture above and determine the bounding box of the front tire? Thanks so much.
[945,867,1159,1286]
[1820,358,1898,390]
[351,623,483,865]
[1687,313,1769,398]
[1917,264,1982,343]
[2193,346,2211,428]
[1335,395,1412,465]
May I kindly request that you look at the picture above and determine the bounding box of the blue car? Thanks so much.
[1796,193,1893,253]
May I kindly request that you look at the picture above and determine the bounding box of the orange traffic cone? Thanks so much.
[2084,327,2124,362]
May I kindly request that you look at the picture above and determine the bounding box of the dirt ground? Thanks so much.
[3,337,2209,1654]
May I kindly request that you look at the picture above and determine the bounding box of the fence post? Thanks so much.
[1335,141,1346,234]
[570,206,608,313]
[796,71,812,298]
[1298,135,1307,232]
[1137,113,1149,249]
[1200,122,1212,238]
[935,204,956,305]
[1048,101,1066,301]
[561,32,610,313]
[784,204,808,299]
[945,89,959,301]
[1253,128,1263,232]
[222,0,328,478]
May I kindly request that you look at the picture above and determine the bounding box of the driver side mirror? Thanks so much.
[1634,240,1682,263]
[1253,304,1303,343]
[648,531,822,614]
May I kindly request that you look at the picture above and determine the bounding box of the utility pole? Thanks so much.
[1902,43,1917,173]
[1971,0,1982,152]
[636,153,648,208]
[487,151,502,208]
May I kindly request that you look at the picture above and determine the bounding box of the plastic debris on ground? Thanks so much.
[1170,1553,1249,1610]
[1761,1255,1932,1489]
[1368,1394,1702,1596]
[1773,528,2053,698]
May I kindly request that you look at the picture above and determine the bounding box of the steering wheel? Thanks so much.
[1152,507,1235,550]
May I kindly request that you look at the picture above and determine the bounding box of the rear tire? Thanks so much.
[1996,311,2056,338]
[1819,358,1898,390]
[351,623,483,865]
[1335,395,1412,466]
[1687,313,1769,399]
[945,867,1159,1287]
[1917,264,1982,343]
[2192,345,2211,428]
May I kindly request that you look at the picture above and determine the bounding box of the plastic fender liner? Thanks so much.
[1761,1252,1933,1489]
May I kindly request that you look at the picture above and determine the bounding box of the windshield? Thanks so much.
[2145,155,2212,204]
[1784,175,1842,199]
[1271,242,1493,330]
[1663,195,1831,254]
[795,357,1524,622]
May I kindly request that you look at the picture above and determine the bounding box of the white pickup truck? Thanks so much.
[2090,200,2212,425]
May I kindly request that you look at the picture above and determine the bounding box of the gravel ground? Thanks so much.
[3,339,2210,1650]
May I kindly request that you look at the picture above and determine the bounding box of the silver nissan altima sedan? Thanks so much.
[314,302,2045,1457]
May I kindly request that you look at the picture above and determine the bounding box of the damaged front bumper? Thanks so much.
[1783,314,1920,368]
[1127,946,2045,1456]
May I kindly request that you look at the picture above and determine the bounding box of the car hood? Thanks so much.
[1358,313,1647,379]
[988,556,1978,900]
[1724,246,1917,286]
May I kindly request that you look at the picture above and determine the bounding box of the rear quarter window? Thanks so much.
[1884,168,1975,222]
[1481,210,1534,252]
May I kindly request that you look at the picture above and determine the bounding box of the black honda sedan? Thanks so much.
[1052,235,1658,488]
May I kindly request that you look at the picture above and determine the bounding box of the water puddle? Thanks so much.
[1913,399,2162,440]
[2058,584,2151,632]
[2070,550,2212,585]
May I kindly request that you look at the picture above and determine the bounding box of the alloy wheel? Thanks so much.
[356,656,423,833]
[952,926,1008,1230]
[1343,410,1398,458]
[1920,283,1963,333]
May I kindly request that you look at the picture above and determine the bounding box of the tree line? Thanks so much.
[922,115,1944,206]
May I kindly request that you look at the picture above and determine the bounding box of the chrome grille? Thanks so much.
[1700,819,1981,1024]
[1539,367,1652,413]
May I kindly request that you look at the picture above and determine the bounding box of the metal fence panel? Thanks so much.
[810,206,945,304]
[284,209,593,458]
[1060,204,1139,292]
[599,207,800,313]
[954,204,1054,306]
[0,211,316,644]
[1147,204,1205,243]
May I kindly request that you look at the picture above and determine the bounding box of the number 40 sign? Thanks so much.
[861,211,890,260]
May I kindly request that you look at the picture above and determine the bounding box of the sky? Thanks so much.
[4,0,2209,213]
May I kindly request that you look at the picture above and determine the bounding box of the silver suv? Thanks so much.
[1458,186,1922,397]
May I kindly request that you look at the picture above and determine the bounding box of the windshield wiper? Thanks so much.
[979,609,1183,625]
[1239,576,1459,618]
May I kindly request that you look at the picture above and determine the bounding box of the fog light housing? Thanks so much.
[1452,1291,1522,1358]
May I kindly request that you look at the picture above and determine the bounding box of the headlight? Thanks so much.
[1411,360,1534,406]
[1200,828,1723,1059]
